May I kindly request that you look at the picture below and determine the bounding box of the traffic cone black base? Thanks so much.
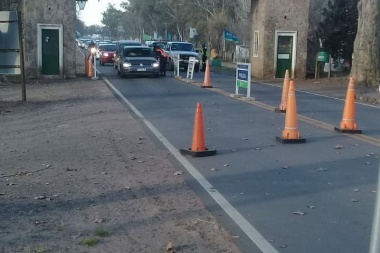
[334,127,362,134]
[276,136,306,144]
[201,86,213,89]
[180,148,216,157]
[274,108,286,113]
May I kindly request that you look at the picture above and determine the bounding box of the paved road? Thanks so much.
[85,50,380,253]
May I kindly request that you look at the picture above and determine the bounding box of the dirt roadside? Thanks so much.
[0,78,242,253]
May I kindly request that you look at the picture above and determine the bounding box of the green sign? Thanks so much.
[317,51,329,63]
[236,79,248,88]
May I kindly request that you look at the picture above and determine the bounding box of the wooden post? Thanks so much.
[17,11,26,102]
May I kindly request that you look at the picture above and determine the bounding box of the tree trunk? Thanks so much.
[351,0,380,86]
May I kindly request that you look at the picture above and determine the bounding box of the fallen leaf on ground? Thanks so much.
[364,162,372,165]
[351,199,359,202]
[94,218,104,223]
[34,196,46,200]
[353,188,360,192]
[210,168,217,172]
[317,168,328,172]
[124,186,132,190]
[335,145,344,149]
[307,205,316,209]
[174,171,182,176]
[166,242,174,252]
[213,225,220,230]
[243,138,249,140]
[293,211,306,215]
[224,164,229,167]
[72,233,82,239]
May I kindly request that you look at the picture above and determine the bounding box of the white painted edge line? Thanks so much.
[103,77,279,253]
[76,46,101,74]
[256,81,380,109]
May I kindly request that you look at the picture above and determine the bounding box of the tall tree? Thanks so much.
[317,0,359,61]
[101,4,123,40]
[351,0,380,86]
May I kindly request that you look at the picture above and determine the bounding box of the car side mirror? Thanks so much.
[195,49,199,53]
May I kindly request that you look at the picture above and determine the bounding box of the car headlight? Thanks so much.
[152,62,159,68]
[103,53,109,57]
[123,62,132,68]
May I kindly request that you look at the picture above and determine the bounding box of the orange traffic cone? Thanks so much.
[276,80,306,143]
[275,70,290,113]
[334,77,361,134]
[180,103,216,157]
[88,55,93,78]
[202,60,213,88]
[85,53,89,77]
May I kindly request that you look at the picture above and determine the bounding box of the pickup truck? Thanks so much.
[164,42,200,72]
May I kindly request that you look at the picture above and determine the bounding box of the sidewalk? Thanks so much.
[0,58,242,252]
[219,62,380,105]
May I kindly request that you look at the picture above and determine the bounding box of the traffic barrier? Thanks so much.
[88,54,93,78]
[180,102,216,157]
[202,60,213,88]
[276,80,306,143]
[275,69,290,113]
[84,53,89,77]
[334,77,362,134]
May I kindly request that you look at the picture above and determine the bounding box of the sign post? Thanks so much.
[186,57,196,79]
[173,53,180,77]
[232,62,253,100]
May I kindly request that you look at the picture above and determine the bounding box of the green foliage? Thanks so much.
[318,0,359,60]
[81,237,99,247]
[94,228,109,237]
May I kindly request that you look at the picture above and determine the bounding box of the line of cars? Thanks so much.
[88,39,201,78]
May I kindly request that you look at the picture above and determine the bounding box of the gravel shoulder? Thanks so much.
[0,79,242,253]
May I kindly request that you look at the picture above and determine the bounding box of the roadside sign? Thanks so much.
[235,62,251,98]
[186,57,196,79]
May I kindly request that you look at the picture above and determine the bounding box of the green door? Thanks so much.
[41,29,60,75]
[275,35,293,78]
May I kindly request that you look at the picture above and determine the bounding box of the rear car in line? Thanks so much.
[98,44,116,66]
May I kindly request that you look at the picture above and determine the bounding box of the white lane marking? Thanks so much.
[76,46,101,74]
[103,77,279,253]
[256,81,380,109]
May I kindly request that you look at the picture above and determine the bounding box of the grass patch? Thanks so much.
[94,228,109,237]
[81,237,99,247]
[30,246,46,253]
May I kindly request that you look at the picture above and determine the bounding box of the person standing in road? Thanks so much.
[152,43,168,76]
[201,43,208,72]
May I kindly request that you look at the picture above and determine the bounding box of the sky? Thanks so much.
[78,0,125,27]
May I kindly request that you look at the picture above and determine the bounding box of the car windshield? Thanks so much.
[124,48,154,57]
[171,43,194,51]
[99,44,116,51]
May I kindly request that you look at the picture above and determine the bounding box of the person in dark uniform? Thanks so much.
[201,43,208,72]
[152,43,168,76]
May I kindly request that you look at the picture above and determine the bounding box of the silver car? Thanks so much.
[117,46,160,78]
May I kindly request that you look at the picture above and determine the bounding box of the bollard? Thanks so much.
[84,53,89,76]
[88,54,93,77]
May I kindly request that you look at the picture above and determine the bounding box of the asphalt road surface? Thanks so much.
[86,50,380,253]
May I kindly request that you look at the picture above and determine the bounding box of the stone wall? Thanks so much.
[23,0,76,78]
[1,0,76,79]
[250,0,267,78]
[250,0,311,79]
[0,0,21,11]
